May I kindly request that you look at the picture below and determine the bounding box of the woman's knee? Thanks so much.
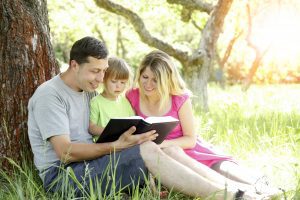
[162,145,184,156]
[140,141,161,157]
[211,160,238,173]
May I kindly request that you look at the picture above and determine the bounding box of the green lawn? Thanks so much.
[1,84,299,199]
[198,84,300,195]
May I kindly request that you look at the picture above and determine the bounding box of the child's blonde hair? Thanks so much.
[135,50,189,110]
[103,57,132,91]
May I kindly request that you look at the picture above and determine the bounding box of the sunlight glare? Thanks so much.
[251,4,300,62]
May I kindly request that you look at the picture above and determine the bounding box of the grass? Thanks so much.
[1,84,299,199]
[197,84,300,199]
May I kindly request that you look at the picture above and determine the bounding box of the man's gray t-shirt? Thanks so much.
[27,75,96,179]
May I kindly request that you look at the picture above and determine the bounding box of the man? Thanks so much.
[28,36,242,199]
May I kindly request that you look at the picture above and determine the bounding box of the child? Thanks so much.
[89,57,134,139]
[89,56,162,196]
[89,56,166,197]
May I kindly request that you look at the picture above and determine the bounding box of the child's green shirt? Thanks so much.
[90,94,135,128]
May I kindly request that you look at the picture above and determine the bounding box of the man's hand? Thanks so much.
[113,126,158,150]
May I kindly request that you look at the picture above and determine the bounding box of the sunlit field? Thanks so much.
[196,84,300,197]
[250,2,300,64]
[0,84,299,199]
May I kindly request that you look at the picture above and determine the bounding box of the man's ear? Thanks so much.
[70,60,79,70]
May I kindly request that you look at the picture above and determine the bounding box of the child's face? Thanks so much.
[104,77,128,99]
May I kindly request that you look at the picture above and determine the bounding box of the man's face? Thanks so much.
[73,56,109,92]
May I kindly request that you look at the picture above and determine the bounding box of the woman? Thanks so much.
[127,50,280,198]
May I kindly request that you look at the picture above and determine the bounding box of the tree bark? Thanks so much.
[184,0,234,111]
[0,0,58,169]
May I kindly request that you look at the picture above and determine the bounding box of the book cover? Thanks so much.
[96,116,179,144]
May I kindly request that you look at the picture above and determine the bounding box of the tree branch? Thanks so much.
[191,20,203,31]
[245,3,259,50]
[94,0,189,64]
[242,2,270,91]
[220,30,243,68]
[167,0,213,14]
[191,0,233,64]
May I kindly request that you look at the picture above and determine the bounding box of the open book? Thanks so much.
[96,116,179,144]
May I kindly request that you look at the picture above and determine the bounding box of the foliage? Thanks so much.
[48,0,300,84]
[48,0,202,70]
[1,85,299,199]
[48,0,107,64]
[294,178,300,200]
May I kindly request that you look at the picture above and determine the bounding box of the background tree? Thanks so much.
[94,0,233,111]
[0,0,58,169]
[2,0,299,168]
[48,0,300,102]
[219,0,300,87]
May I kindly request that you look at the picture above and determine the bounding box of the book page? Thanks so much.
[111,116,144,120]
[145,116,179,123]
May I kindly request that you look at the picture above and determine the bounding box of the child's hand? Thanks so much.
[88,121,104,135]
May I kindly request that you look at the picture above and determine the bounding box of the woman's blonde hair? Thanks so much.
[135,50,189,110]
[103,57,132,91]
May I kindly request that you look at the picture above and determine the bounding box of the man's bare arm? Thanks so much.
[50,126,157,163]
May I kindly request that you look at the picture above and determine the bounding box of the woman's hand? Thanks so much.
[113,126,158,150]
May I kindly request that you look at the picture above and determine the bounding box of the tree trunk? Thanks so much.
[0,0,59,169]
[184,0,234,111]
[241,52,263,91]
[183,61,210,112]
